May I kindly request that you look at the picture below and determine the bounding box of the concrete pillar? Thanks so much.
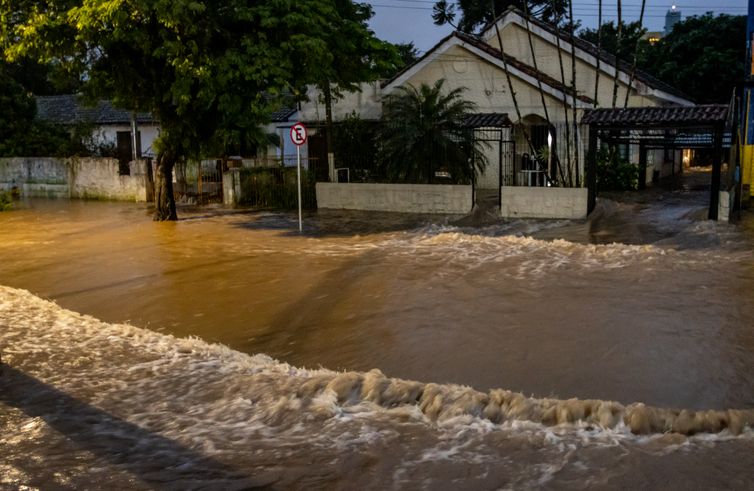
[223,168,242,206]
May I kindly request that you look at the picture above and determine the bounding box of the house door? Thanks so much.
[116,131,141,175]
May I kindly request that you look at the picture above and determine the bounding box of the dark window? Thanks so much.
[116,131,141,175]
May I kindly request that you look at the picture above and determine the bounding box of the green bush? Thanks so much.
[596,146,639,191]
[0,190,12,211]
[239,166,317,210]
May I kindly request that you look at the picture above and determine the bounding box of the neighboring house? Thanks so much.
[268,82,384,180]
[35,95,159,165]
[379,6,694,190]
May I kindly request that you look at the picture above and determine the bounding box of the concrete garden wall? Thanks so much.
[500,186,588,219]
[0,157,148,202]
[316,182,473,214]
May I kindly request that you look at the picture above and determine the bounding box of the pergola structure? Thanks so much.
[582,105,731,220]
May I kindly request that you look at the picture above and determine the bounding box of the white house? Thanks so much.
[379,6,694,190]
[35,95,160,163]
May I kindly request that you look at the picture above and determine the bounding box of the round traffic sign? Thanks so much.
[290,122,308,146]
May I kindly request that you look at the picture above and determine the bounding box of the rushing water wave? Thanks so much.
[2,194,754,487]
[3,286,754,489]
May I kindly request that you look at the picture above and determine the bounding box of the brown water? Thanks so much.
[2,182,754,488]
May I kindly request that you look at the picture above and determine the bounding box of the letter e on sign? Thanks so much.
[290,123,308,146]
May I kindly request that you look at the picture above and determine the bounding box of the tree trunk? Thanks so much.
[569,0,580,187]
[594,0,602,107]
[490,2,536,159]
[611,0,623,108]
[323,83,335,181]
[153,153,178,221]
[623,0,647,108]
[553,14,573,186]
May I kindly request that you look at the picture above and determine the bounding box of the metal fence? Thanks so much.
[237,164,317,210]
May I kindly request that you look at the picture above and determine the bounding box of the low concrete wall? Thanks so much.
[316,182,472,214]
[0,157,148,202]
[500,186,588,219]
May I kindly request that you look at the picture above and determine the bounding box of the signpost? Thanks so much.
[289,122,307,232]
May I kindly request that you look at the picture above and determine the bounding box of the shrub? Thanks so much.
[239,166,317,209]
[0,190,12,211]
[596,146,639,191]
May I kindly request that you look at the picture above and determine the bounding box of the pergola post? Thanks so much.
[587,125,598,214]
[709,123,724,220]
[638,142,647,191]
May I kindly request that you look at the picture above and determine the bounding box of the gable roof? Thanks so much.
[480,7,692,103]
[382,31,594,106]
[35,95,155,125]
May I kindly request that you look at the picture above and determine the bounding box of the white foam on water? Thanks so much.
[3,285,754,488]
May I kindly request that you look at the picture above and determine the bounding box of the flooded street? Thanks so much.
[2,176,754,488]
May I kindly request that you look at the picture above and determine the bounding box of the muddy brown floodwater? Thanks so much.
[2,176,754,489]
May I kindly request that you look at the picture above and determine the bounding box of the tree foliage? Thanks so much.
[596,146,638,191]
[0,64,74,157]
[643,14,745,104]
[2,0,394,219]
[433,0,568,33]
[378,79,487,184]
[579,21,649,62]
[579,14,746,104]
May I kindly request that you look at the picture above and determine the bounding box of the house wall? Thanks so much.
[485,20,686,108]
[316,182,473,214]
[298,82,383,122]
[0,157,148,201]
[500,186,588,219]
[92,124,161,157]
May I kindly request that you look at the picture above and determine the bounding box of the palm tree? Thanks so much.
[378,79,487,184]
[594,0,602,107]
[611,0,623,108]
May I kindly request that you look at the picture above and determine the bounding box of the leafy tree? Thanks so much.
[579,21,649,63]
[3,0,391,220]
[433,0,568,33]
[378,79,486,184]
[596,146,638,191]
[333,112,380,180]
[311,0,398,167]
[389,42,419,76]
[642,14,745,104]
[0,64,71,156]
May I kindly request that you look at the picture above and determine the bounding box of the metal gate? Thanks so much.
[174,160,224,204]
[472,127,515,206]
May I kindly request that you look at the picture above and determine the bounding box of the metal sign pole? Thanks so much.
[297,144,303,233]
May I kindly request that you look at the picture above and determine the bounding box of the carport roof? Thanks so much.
[461,113,512,128]
[581,105,728,128]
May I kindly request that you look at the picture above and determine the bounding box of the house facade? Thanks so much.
[35,95,160,164]
[379,7,694,191]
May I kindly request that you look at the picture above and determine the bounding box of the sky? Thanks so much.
[367,1,750,52]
